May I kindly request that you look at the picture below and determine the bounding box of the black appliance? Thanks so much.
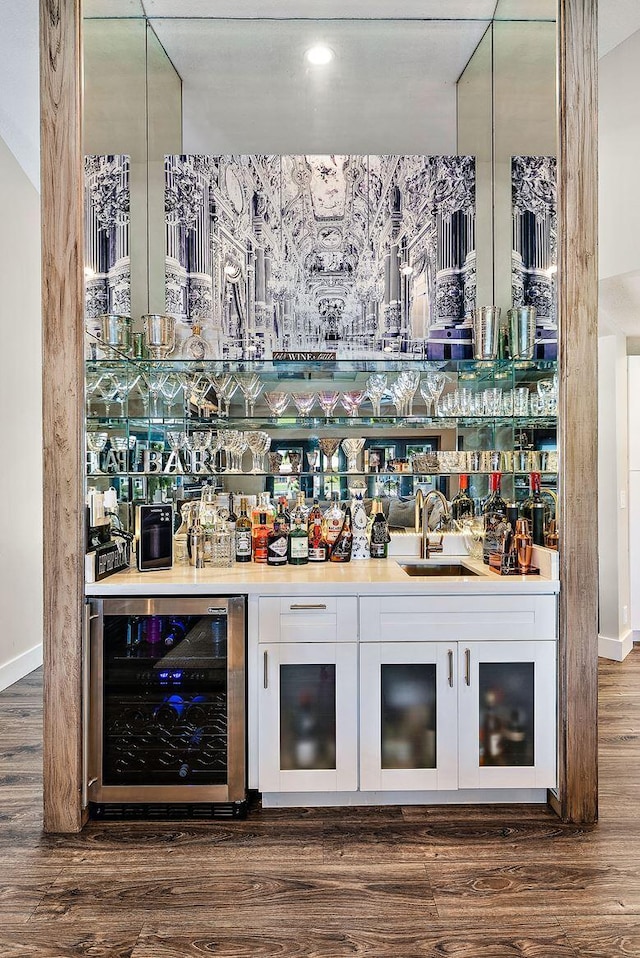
[136,504,173,571]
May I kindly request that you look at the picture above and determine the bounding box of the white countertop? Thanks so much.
[86,555,559,596]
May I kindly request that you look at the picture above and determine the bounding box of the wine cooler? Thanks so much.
[87,596,246,813]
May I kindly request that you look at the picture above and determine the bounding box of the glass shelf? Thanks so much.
[86,415,557,430]
[87,469,559,480]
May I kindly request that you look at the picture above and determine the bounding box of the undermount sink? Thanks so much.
[397,562,483,577]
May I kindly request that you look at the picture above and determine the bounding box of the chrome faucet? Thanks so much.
[417,489,451,558]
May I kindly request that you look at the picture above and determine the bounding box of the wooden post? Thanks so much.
[40,0,85,833]
[554,0,599,824]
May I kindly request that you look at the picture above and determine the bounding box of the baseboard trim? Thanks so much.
[598,631,633,661]
[0,644,43,692]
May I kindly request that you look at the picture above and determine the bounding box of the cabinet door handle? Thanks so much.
[447,649,454,687]
[465,648,471,686]
[289,603,327,610]
[263,651,268,689]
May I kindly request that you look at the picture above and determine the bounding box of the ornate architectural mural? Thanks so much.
[84,155,131,332]
[512,155,557,342]
[164,155,476,359]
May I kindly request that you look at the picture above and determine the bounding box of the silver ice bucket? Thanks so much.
[472,306,501,360]
[507,306,537,360]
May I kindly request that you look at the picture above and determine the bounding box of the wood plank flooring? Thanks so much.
[2,652,640,956]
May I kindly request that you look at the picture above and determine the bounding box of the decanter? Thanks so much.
[181,323,208,360]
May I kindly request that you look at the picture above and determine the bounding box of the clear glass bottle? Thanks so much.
[252,512,270,563]
[350,495,370,559]
[288,493,309,565]
[482,472,507,565]
[173,502,192,564]
[450,474,475,523]
[235,496,253,563]
[211,512,233,567]
[181,322,208,360]
[329,506,353,563]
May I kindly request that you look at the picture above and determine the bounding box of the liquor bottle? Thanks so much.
[173,502,192,564]
[503,708,526,763]
[252,512,270,563]
[482,472,508,565]
[308,499,329,562]
[369,498,390,559]
[324,493,345,550]
[234,497,252,563]
[329,506,353,562]
[288,494,309,565]
[450,474,474,522]
[267,515,289,566]
[181,322,208,360]
[521,472,549,546]
[277,495,290,528]
[483,689,503,764]
[251,492,275,532]
[226,493,237,537]
[350,496,370,559]
[163,617,186,648]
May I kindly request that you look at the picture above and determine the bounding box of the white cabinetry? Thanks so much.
[255,592,558,801]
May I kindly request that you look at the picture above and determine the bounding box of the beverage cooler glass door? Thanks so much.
[457,641,557,789]
[88,596,245,803]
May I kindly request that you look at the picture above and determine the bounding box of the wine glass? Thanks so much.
[246,431,271,473]
[235,373,263,417]
[365,373,388,418]
[397,370,420,416]
[264,391,290,417]
[423,372,448,415]
[341,390,366,418]
[390,377,407,417]
[166,431,187,473]
[306,449,320,472]
[319,437,340,472]
[292,392,317,417]
[317,391,340,418]
[87,431,108,475]
[419,381,434,416]
[341,437,366,473]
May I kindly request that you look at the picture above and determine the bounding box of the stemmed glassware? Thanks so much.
[341,390,365,418]
[246,431,271,473]
[306,449,320,472]
[292,392,317,417]
[319,437,340,472]
[341,437,366,473]
[180,373,210,418]
[235,373,263,417]
[396,370,420,416]
[144,369,171,417]
[264,391,290,417]
[365,373,388,418]
[211,374,238,418]
[317,391,340,418]
[161,374,184,416]
[421,372,448,417]
[87,431,108,474]
[142,314,176,360]
[166,431,187,473]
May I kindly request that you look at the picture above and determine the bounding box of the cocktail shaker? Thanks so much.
[514,518,533,573]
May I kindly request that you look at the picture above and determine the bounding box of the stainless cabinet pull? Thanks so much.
[465,648,471,686]
[448,649,454,687]
[289,603,327,610]
[263,651,268,689]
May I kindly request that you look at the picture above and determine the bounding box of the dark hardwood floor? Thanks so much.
[1,653,640,957]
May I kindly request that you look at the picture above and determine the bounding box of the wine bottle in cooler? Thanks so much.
[482,472,507,565]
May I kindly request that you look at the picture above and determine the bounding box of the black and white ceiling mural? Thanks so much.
[512,155,557,356]
[84,154,131,332]
[164,154,476,359]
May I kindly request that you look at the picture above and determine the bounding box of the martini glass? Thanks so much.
[211,374,238,418]
[341,390,366,418]
[292,392,317,417]
[264,391,290,417]
[236,373,263,417]
[166,431,187,473]
[317,391,340,418]
[319,437,340,472]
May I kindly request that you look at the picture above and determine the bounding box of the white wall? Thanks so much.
[0,133,43,688]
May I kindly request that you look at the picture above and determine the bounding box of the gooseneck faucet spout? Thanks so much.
[419,490,451,558]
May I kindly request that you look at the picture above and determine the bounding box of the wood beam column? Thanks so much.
[40,0,85,833]
[554,0,599,824]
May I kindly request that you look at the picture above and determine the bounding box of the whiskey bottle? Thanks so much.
[308,499,329,562]
[288,494,309,565]
[450,474,474,522]
[234,497,252,563]
[521,472,549,546]
[329,506,353,563]
[369,499,390,559]
[482,472,507,565]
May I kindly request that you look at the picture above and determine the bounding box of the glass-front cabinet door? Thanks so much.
[457,641,557,789]
[360,643,458,791]
[258,643,358,793]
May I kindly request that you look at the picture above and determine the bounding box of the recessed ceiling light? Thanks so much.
[305,44,334,66]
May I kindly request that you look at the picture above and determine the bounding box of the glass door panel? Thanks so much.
[360,643,457,791]
[479,661,534,768]
[279,664,336,771]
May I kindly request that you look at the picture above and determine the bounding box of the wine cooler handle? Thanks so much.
[447,649,454,688]
[263,650,268,689]
[289,603,327,610]
[465,648,471,686]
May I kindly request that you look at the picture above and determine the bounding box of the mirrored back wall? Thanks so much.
[83,10,557,349]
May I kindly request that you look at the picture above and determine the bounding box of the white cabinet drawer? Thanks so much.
[259,596,358,643]
[360,594,557,643]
